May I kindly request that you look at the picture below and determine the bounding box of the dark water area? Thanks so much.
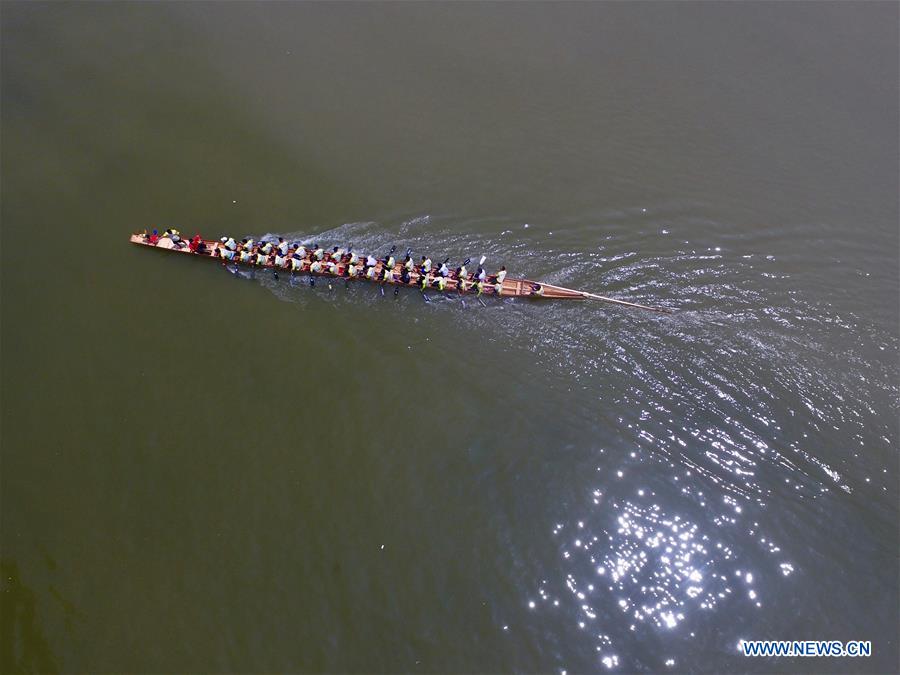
[2,2,898,673]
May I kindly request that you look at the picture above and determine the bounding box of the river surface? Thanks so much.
[2,2,898,673]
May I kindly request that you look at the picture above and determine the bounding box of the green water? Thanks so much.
[2,2,898,672]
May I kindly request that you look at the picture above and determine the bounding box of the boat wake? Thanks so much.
[240,210,897,671]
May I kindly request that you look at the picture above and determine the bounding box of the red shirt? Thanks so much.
[189,235,202,252]
[148,233,160,244]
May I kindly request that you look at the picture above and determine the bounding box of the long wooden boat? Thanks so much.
[129,233,671,312]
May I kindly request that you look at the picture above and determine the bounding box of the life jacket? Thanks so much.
[328,262,338,275]
[476,281,484,295]
[386,256,395,269]
[314,248,324,260]
[458,266,467,279]
[436,277,446,291]
[423,258,432,272]
[350,252,359,265]
[226,238,237,251]
[404,258,413,270]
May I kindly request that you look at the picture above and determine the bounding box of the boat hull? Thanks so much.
[129,235,583,299]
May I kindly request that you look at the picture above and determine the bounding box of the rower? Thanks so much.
[382,266,393,283]
[496,266,507,284]
[327,260,339,275]
[313,244,324,261]
[475,280,485,296]
[310,259,323,273]
[349,250,359,265]
[530,283,544,297]
[296,244,307,259]
[189,234,202,252]
[457,263,467,280]
[366,254,377,268]
[277,237,289,256]
[226,236,238,251]
[420,272,431,290]
[240,242,253,263]
[384,252,396,270]
[260,240,274,255]
[421,256,432,273]
[457,277,468,293]
[274,249,288,267]
[347,262,359,277]
[434,275,447,292]
[438,260,450,277]
[291,253,305,272]
[255,249,268,266]
[331,246,342,261]
[400,267,411,285]
[218,237,236,260]
[476,266,487,282]
[493,281,503,296]
[167,229,185,247]
[244,238,255,250]
[148,229,160,244]
[403,254,414,271]
[366,264,377,280]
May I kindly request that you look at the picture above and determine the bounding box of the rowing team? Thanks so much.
[218,235,511,295]
[143,229,539,295]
